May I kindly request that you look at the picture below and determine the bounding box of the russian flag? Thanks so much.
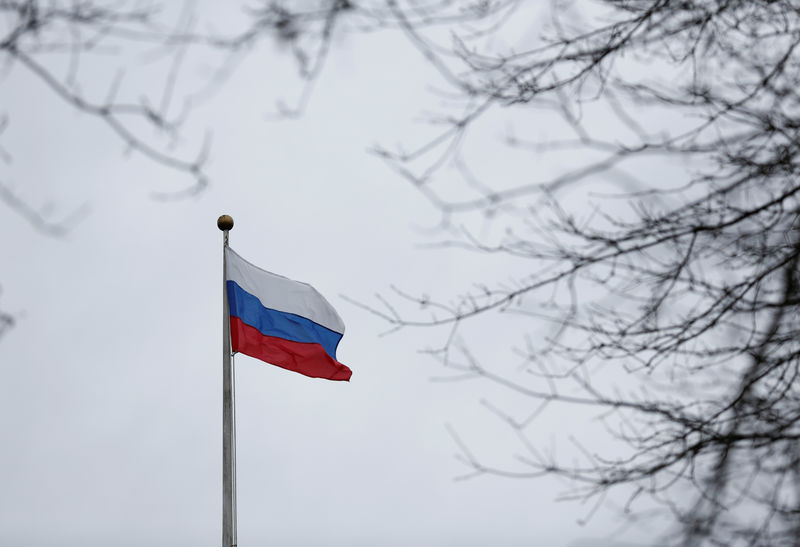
[225,247,352,381]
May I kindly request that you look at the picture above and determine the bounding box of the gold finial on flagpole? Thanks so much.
[217,215,234,231]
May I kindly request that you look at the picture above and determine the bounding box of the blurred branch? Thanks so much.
[349,2,800,544]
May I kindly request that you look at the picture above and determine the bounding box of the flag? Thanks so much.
[225,247,352,381]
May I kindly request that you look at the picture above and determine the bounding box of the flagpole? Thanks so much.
[218,214,237,547]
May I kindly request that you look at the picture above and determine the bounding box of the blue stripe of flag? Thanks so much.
[226,280,342,360]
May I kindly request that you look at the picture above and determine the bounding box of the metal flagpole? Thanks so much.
[218,214,237,547]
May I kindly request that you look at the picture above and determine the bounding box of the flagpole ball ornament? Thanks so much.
[217,215,234,231]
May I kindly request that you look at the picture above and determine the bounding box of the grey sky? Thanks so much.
[0,4,670,546]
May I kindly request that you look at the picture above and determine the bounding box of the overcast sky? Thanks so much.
[0,3,667,546]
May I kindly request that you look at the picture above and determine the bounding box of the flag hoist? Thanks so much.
[217,215,352,547]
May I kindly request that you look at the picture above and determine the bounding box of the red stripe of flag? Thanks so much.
[230,316,352,381]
